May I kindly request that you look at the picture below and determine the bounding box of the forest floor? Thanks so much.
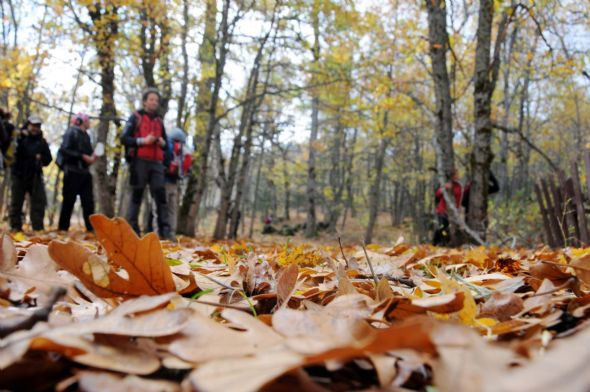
[1,214,589,391]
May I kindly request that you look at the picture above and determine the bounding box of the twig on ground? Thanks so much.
[0,286,67,338]
[338,237,350,269]
[361,243,379,287]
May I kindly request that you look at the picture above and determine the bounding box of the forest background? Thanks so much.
[1,0,589,246]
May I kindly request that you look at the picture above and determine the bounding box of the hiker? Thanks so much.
[162,126,192,237]
[433,169,464,246]
[0,108,15,168]
[121,88,172,240]
[145,126,192,237]
[9,115,52,232]
[57,113,96,232]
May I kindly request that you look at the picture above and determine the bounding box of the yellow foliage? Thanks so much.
[276,244,324,267]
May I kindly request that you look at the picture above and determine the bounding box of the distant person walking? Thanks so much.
[57,113,96,232]
[121,88,172,240]
[9,115,52,232]
[0,108,15,168]
[433,169,464,246]
[162,126,192,237]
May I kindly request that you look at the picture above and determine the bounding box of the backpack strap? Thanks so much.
[133,111,142,136]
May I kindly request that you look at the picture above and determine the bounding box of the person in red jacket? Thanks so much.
[121,88,172,240]
[433,169,465,246]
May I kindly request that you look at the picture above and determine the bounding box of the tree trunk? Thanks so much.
[341,128,357,230]
[178,0,227,236]
[176,0,190,128]
[425,0,455,182]
[326,118,346,232]
[305,0,321,238]
[364,135,388,244]
[467,0,511,239]
[499,26,518,200]
[282,148,291,221]
[89,4,119,217]
[248,147,264,238]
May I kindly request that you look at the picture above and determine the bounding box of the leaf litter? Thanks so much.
[1,215,590,391]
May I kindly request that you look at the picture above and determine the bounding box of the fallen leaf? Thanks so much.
[48,215,175,298]
[76,370,179,392]
[277,263,298,304]
[0,234,17,270]
[480,292,524,321]
[571,254,590,287]
[412,292,465,314]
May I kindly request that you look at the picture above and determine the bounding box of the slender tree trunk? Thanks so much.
[468,0,511,239]
[248,147,264,238]
[499,26,518,200]
[89,5,119,217]
[176,0,190,128]
[364,135,388,244]
[341,128,357,230]
[305,0,321,238]
[178,0,228,236]
[282,149,291,221]
[425,0,455,182]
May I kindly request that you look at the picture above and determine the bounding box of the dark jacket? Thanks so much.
[12,131,52,178]
[0,120,14,155]
[462,172,500,213]
[59,125,93,174]
[121,109,168,162]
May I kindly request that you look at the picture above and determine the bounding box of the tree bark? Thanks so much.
[178,0,227,236]
[88,4,119,217]
[364,135,388,244]
[425,0,455,182]
[467,0,512,239]
[305,0,321,238]
[176,0,190,128]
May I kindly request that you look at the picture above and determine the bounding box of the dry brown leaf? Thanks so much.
[571,254,590,287]
[0,293,191,370]
[71,336,161,375]
[48,214,175,298]
[277,263,298,304]
[189,314,437,392]
[0,234,17,270]
[431,322,518,392]
[485,326,590,392]
[411,292,465,314]
[76,370,179,392]
[480,292,524,321]
[0,244,72,301]
[376,277,394,301]
[529,263,572,285]
[169,308,284,363]
[522,279,556,314]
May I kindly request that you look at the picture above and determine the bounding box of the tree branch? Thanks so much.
[491,122,558,171]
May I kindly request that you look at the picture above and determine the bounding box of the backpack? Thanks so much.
[124,112,142,163]
[56,128,79,171]
[166,140,192,179]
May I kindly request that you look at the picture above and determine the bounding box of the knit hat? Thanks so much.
[28,115,42,125]
[71,113,90,127]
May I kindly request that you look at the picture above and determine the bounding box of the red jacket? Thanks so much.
[135,113,164,162]
[435,181,466,216]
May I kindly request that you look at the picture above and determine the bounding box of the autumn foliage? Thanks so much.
[1,215,590,391]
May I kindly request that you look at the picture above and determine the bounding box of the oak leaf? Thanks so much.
[48,214,175,298]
